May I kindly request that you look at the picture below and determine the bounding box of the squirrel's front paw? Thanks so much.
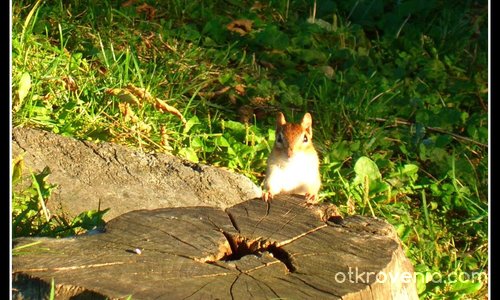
[262,191,273,202]
[304,193,319,205]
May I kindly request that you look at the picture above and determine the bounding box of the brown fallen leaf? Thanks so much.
[227,19,253,36]
[140,32,156,49]
[91,61,108,75]
[238,105,254,124]
[136,3,156,20]
[118,102,139,123]
[106,88,141,106]
[106,84,156,106]
[121,0,137,7]
[107,85,186,126]
[159,125,173,151]
[228,94,237,104]
[234,84,246,96]
[42,93,53,102]
[198,86,231,99]
[250,96,270,106]
[250,1,264,11]
[347,197,355,215]
[126,84,154,101]
[154,98,186,125]
[131,121,152,134]
[62,76,78,92]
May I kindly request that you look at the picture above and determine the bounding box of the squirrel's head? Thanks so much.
[274,112,314,158]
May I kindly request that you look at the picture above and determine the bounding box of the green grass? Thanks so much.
[11,155,108,238]
[11,0,488,298]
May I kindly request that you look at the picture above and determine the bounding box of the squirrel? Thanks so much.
[262,111,321,204]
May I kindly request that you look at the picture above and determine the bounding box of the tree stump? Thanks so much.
[13,195,418,299]
[12,127,262,221]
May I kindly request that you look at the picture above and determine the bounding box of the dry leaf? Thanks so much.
[62,76,78,92]
[105,88,141,106]
[118,102,139,123]
[228,94,237,104]
[347,196,355,215]
[106,84,154,106]
[250,96,270,106]
[108,85,186,126]
[198,86,231,99]
[42,94,53,102]
[250,1,264,11]
[159,125,173,151]
[238,105,254,124]
[234,84,246,96]
[259,60,275,69]
[136,3,156,20]
[126,84,153,101]
[132,121,152,133]
[97,66,108,75]
[227,19,253,36]
[154,99,186,125]
[91,61,108,75]
[140,32,156,49]
[121,0,137,7]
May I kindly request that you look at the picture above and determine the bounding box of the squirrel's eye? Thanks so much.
[303,134,308,143]
[277,133,283,144]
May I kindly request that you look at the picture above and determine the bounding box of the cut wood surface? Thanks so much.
[13,195,418,300]
[12,127,262,221]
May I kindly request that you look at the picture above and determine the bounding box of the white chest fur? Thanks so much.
[266,152,319,194]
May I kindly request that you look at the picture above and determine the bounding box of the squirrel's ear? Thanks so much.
[276,112,286,126]
[301,113,313,136]
[301,113,312,129]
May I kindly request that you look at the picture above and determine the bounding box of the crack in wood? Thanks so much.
[290,274,343,298]
[157,272,234,281]
[180,274,230,300]
[268,209,296,239]
[225,211,240,233]
[151,220,201,250]
[229,268,242,300]
[235,260,282,274]
[250,205,270,237]
[266,244,296,273]
[252,272,281,298]
[220,233,269,262]
[16,261,125,272]
[198,230,298,274]
[99,217,201,253]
